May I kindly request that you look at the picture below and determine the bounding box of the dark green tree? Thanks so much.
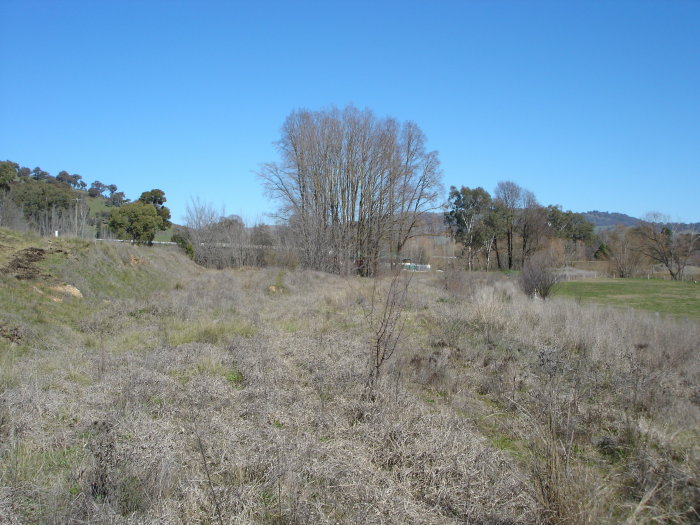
[31,167,50,181]
[9,178,76,234]
[546,205,594,243]
[56,171,74,187]
[444,186,491,270]
[0,161,18,192]
[109,200,165,244]
[138,189,171,227]
[90,181,107,198]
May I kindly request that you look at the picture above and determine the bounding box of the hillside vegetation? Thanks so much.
[583,211,700,233]
[1,230,698,524]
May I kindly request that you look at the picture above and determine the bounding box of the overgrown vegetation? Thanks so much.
[0,230,698,524]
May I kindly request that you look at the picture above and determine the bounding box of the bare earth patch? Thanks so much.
[3,247,47,280]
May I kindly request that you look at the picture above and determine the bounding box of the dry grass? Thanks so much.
[0,238,698,523]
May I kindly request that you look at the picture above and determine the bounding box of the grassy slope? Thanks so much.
[1,232,698,524]
[0,229,198,358]
[554,278,700,319]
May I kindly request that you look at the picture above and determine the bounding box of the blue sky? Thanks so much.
[2,0,698,224]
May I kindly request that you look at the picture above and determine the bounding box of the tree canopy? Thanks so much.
[109,201,165,244]
[444,182,596,271]
[0,161,17,191]
[445,186,491,271]
[259,105,442,275]
[138,189,171,227]
[109,189,171,244]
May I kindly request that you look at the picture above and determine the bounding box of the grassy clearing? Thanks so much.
[0,234,698,524]
[554,278,700,319]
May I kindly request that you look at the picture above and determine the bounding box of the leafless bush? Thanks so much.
[362,271,412,399]
[520,250,560,298]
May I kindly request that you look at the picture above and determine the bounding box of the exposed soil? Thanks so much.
[2,247,48,280]
[0,324,22,343]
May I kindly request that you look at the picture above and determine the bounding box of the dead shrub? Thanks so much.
[520,251,560,299]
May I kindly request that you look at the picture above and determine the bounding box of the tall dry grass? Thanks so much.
[426,271,700,524]
[0,247,698,523]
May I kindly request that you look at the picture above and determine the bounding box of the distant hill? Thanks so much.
[582,211,640,229]
[582,211,700,232]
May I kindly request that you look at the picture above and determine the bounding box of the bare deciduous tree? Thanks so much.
[494,181,522,270]
[185,198,254,268]
[259,106,442,276]
[518,190,548,268]
[601,225,645,278]
[635,213,699,280]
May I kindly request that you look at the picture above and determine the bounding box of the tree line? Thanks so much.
[444,182,594,272]
[173,198,291,269]
[445,182,698,281]
[597,216,699,280]
[0,160,170,244]
[176,105,698,279]
[4,104,697,277]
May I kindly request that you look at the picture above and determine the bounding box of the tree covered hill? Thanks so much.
[583,210,700,232]
[0,160,172,242]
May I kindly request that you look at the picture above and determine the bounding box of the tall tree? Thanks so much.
[600,225,645,278]
[546,205,594,243]
[444,186,491,271]
[109,190,170,245]
[494,181,522,270]
[31,167,50,181]
[111,191,127,207]
[259,105,442,276]
[138,189,171,227]
[518,190,547,268]
[0,161,18,192]
[56,171,74,187]
[89,181,107,198]
[484,200,507,270]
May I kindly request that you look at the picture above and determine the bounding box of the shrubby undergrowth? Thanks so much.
[0,238,697,523]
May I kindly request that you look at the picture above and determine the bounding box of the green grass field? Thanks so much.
[554,278,700,320]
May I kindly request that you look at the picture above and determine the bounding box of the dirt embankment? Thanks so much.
[3,247,48,280]
[2,246,68,280]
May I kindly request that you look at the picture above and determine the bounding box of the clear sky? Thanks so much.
[2,0,698,224]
